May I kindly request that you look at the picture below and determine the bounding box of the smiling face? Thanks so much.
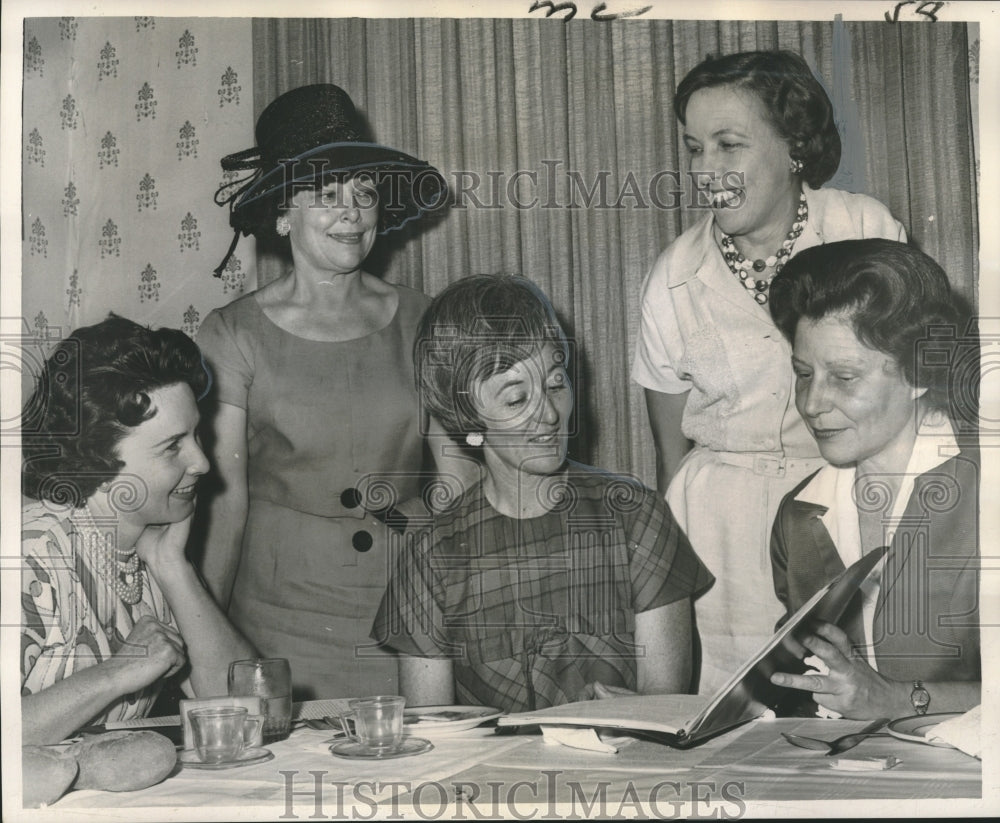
[472,342,573,482]
[792,315,926,475]
[109,382,210,533]
[683,84,800,240]
[285,176,379,275]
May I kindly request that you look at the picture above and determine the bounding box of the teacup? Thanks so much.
[339,695,406,753]
[190,707,263,764]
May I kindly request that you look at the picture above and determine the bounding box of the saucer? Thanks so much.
[178,747,274,769]
[403,705,502,735]
[887,713,963,748]
[330,737,433,760]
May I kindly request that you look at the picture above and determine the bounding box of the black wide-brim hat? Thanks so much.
[213,84,448,275]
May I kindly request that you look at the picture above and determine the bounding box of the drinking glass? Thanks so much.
[228,658,292,743]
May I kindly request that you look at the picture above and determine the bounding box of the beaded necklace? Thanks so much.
[81,502,144,605]
[720,192,808,306]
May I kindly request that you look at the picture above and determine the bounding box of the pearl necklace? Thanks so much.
[720,192,808,306]
[82,503,144,605]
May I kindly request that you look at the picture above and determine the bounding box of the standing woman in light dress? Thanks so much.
[632,51,906,694]
[198,84,448,699]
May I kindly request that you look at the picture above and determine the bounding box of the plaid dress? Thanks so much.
[372,462,712,712]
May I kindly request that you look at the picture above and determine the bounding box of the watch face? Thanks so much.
[911,686,930,714]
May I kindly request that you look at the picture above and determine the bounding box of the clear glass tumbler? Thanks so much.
[227,657,292,743]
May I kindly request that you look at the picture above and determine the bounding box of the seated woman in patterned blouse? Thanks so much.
[20,315,255,745]
[371,275,713,712]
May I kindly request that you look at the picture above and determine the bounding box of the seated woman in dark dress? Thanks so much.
[371,275,713,712]
[767,239,979,720]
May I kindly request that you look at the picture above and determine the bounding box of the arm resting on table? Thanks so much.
[144,543,256,699]
[22,615,187,745]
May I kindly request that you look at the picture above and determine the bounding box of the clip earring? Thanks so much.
[276,215,291,237]
[789,158,804,174]
[465,432,484,448]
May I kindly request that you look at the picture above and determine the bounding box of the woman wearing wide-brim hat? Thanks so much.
[197,83,448,699]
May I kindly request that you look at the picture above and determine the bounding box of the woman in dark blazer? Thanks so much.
[765,239,979,720]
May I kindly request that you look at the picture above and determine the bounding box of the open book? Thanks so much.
[496,546,888,747]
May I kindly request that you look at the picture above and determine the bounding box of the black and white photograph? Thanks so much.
[1,0,996,819]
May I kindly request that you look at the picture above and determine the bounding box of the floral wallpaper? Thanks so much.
[21,17,256,351]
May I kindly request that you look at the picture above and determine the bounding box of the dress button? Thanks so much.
[352,530,373,552]
[340,487,362,509]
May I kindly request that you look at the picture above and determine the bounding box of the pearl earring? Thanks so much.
[465,432,484,448]
[789,158,804,174]
[276,215,291,237]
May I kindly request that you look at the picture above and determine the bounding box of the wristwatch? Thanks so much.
[910,680,931,715]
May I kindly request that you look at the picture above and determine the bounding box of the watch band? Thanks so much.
[910,680,931,715]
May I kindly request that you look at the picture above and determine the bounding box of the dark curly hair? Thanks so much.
[22,314,210,506]
[674,50,842,188]
[769,239,976,423]
[414,274,569,445]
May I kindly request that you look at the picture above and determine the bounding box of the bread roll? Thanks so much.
[22,745,78,808]
[68,730,178,792]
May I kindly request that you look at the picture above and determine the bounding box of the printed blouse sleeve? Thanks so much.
[370,526,452,658]
[196,307,253,410]
[631,256,692,394]
[20,530,67,695]
[619,483,714,613]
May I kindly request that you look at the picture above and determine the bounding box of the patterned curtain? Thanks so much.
[20,17,256,373]
[252,18,978,485]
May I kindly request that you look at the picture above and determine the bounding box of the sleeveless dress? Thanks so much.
[197,285,431,699]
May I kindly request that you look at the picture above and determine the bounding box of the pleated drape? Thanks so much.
[249,18,978,485]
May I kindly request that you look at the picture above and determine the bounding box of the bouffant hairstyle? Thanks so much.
[414,274,570,444]
[674,50,842,188]
[769,239,974,421]
[22,314,210,506]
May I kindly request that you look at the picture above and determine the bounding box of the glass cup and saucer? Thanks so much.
[178,706,274,769]
[330,695,434,760]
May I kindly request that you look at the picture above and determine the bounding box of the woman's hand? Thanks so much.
[103,615,188,696]
[134,513,194,577]
[769,622,911,719]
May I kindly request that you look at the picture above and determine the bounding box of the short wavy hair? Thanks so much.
[674,50,842,189]
[414,274,569,444]
[22,314,210,506]
[769,239,975,421]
